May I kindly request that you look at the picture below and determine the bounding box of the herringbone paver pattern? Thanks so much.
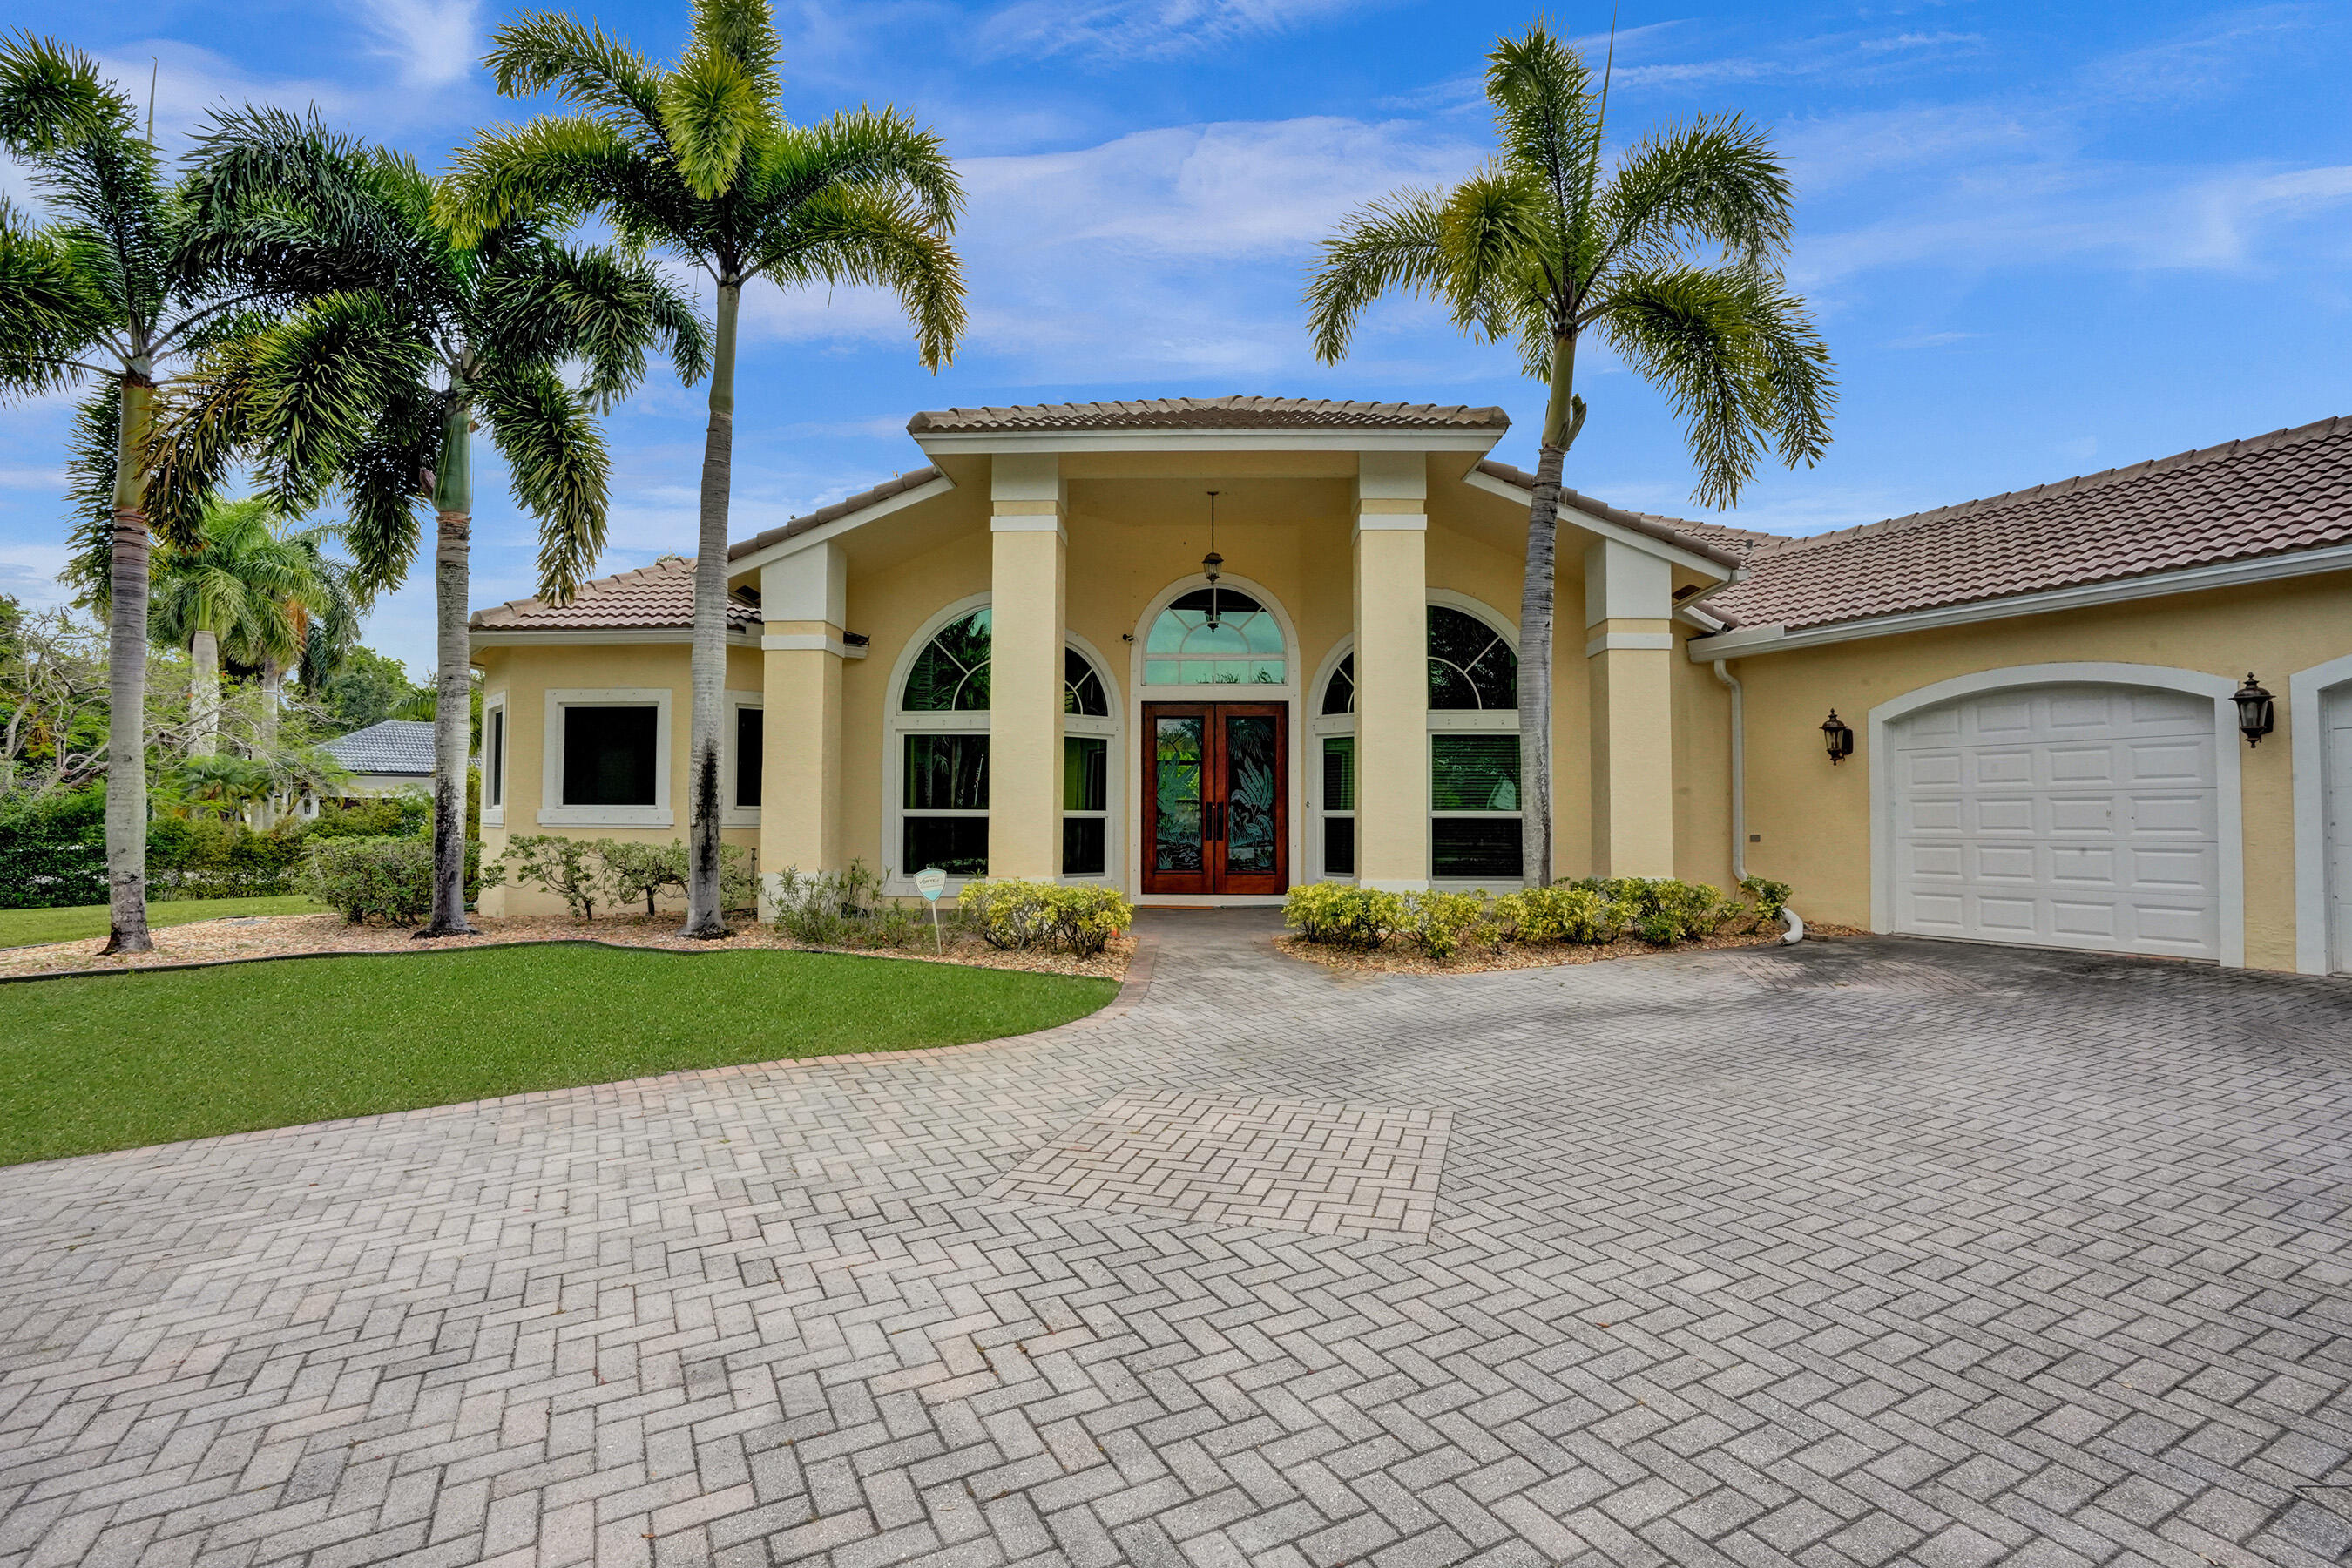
[4,917,2352,1568]
[981,1091,1449,1239]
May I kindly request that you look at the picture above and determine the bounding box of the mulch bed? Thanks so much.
[1274,921,1868,977]
[0,910,1133,983]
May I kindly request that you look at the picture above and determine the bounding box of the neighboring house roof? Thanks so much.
[908,395,1511,434]
[320,720,435,776]
[470,555,760,634]
[1472,460,1766,571]
[727,467,943,563]
[1708,414,2352,632]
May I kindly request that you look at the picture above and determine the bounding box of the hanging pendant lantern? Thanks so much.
[1201,490,1224,630]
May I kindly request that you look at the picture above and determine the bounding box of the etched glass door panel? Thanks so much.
[1223,715,1278,875]
[1152,713,1206,882]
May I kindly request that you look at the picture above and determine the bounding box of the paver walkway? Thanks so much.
[4,914,2352,1568]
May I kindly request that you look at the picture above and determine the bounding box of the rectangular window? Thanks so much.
[904,733,988,877]
[1431,734,1522,880]
[1321,735,1355,877]
[1063,735,1107,875]
[735,706,762,808]
[562,706,658,807]
[487,707,504,807]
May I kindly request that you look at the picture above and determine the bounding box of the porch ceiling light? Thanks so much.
[2234,672,2274,747]
[1821,708,1855,764]
[1201,490,1224,629]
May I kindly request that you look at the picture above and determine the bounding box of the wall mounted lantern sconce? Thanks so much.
[2234,673,2274,747]
[1821,709,1855,764]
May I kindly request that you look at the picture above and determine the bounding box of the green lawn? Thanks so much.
[0,894,328,950]
[1,944,1116,1166]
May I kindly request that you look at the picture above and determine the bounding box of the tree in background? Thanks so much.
[0,597,107,797]
[443,0,965,936]
[170,107,706,937]
[0,37,305,951]
[1305,22,1835,885]
[143,496,355,759]
[311,645,422,734]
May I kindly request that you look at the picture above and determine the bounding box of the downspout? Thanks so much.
[1713,658,1804,944]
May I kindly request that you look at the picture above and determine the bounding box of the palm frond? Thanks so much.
[691,0,782,105]
[0,196,116,397]
[246,291,435,514]
[753,184,966,369]
[435,115,651,247]
[1597,116,1794,277]
[483,12,666,135]
[61,384,118,609]
[1438,168,1551,341]
[1302,188,1449,363]
[475,360,608,599]
[756,109,963,233]
[482,241,711,404]
[1598,263,1833,508]
[0,32,135,155]
[659,46,765,200]
[1484,24,1601,233]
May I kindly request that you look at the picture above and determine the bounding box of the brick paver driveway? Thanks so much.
[5,916,2352,1568]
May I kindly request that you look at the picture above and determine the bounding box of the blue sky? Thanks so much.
[3,0,2348,675]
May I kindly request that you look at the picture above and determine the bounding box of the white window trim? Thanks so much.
[1866,663,2245,969]
[538,686,674,828]
[1129,574,1303,898]
[882,597,1125,896]
[1309,594,1526,889]
[2289,651,2352,975]
[481,692,507,827]
[722,687,762,828]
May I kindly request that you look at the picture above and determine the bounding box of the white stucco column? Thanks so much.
[759,542,847,914]
[989,453,1065,880]
[1585,537,1676,878]
[1354,450,1429,891]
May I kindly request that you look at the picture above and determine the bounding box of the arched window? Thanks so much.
[1144,588,1285,685]
[1313,601,1523,883]
[895,606,1117,882]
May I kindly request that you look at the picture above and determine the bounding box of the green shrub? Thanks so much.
[1490,884,1616,944]
[297,836,436,925]
[493,835,604,919]
[958,879,1134,956]
[770,862,882,946]
[310,793,429,840]
[1282,882,1410,949]
[603,840,689,915]
[1578,877,1734,943]
[1403,889,1489,962]
[1739,875,1793,928]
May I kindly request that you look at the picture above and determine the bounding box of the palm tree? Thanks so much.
[0,36,297,952]
[172,106,708,936]
[439,0,966,937]
[148,496,348,759]
[1305,22,1835,886]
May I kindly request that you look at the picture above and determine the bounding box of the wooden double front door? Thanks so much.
[1141,703,1288,896]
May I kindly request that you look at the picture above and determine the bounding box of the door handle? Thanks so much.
[1209,801,1224,842]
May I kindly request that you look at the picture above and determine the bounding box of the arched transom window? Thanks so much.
[1315,603,1522,883]
[1144,588,1285,686]
[897,607,1116,882]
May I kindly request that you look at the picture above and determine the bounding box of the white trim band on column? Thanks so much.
[990,513,1066,534]
[1353,513,1429,531]
[2290,650,2352,975]
[760,632,867,658]
[1585,631,1676,656]
[1866,662,2246,970]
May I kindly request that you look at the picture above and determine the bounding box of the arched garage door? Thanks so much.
[1887,683,2221,960]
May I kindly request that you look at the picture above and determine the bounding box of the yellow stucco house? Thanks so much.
[470,396,2352,977]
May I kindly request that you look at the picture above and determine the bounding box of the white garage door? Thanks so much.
[1888,683,2221,960]
[2328,686,2352,976]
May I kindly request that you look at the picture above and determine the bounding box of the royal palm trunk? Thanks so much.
[101,373,155,954]
[681,281,740,938]
[1516,334,1578,889]
[421,402,477,936]
[189,627,220,757]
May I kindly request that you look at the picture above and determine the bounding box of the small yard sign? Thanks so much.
[915,868,947,952]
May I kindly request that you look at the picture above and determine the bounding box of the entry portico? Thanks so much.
[697,397,1735,905]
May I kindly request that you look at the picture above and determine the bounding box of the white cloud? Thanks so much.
[973,0,1364,64]
[349,0,482,89]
